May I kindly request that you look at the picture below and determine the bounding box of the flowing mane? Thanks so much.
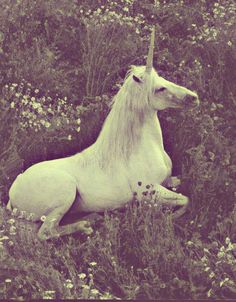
[94,65,159,168]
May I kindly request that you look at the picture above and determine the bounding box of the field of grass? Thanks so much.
[0,0,236,300]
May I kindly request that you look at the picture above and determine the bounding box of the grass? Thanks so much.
[0,194,236,300]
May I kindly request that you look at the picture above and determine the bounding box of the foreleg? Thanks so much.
[38,205,93,241]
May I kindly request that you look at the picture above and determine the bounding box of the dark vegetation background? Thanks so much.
[0,0,236,300]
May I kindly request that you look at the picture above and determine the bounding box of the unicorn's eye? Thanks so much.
[155,87,167,93]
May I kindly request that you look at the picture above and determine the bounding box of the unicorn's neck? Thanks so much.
[95,105,163,166]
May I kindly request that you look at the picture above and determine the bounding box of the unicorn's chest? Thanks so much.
[127,136,172,187]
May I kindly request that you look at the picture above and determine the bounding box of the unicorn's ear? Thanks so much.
[133,75,143,84]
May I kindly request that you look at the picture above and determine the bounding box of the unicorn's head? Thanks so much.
[127,27,199,112]
[95,27,200,167]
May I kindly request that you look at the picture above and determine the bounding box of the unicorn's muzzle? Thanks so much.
[183,94,200,109]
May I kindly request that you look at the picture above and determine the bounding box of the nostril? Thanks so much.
[185,95,199,106]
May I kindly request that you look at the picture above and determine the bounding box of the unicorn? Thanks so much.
[7,28,199,240]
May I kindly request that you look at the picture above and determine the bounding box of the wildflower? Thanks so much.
[9,226,16,235]
[217,251,224,258]
[43,290,56,299]
[209,272,215,279]
[76,127,81,133]
[77,118,81,125]
[45,121,51,128]
[227,41,232,46]
[31,97,36,102]
[91,288,99,295]
[78,273,86,280]
[35,89,39,93]
[207,289,212,297]
[220,246,225,252]
[7,218,15,225]
[0,236,9,241]
[201,256,208,263]
[10,101,15,108]
[8,241,14,246]
[5,279,11,283]
[89,262,97,267]
[225,237,231,245]
[37,107,43,114]
[40,215,46,222]
[65,283,73,289]
[68,135,72,141]
[48,108,53,114]
[204,267,210,272]
[226,242,235,251]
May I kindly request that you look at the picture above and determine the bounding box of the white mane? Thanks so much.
[93,65,159,168]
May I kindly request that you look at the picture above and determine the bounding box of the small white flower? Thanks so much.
[77,118,81,125]
[7,218,15,225]
[89,261,97,267]
[207,289,212,297]
[35,89,39,93]
[0,236,9,241]
[5,279,11,283]
[225,237,231,245]
[40,215,46,222]
[68,135,72,141]
[76,127,81,133]
[227,41,232,46]
[9,226,16,234]
[91,288,99,295]
[209,272,215,279]
[64,280,73,289]
[10,101,15,108]
[78,273,86,280]
[45,122,51,128]
[37,107,43,114]
[217,251,224,258]
[31,97,36,102]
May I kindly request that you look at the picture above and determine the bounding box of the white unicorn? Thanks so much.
[7,28,199,240]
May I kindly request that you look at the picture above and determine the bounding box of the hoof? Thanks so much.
[38,231,50,241]
[176,194,189,206]
[37,229,59,241]
[172,204,188,219]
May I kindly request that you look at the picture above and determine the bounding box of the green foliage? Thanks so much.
[0,0,236,300]
[0,201,236,300]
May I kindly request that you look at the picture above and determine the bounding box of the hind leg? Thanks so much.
[38,204,93,241]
